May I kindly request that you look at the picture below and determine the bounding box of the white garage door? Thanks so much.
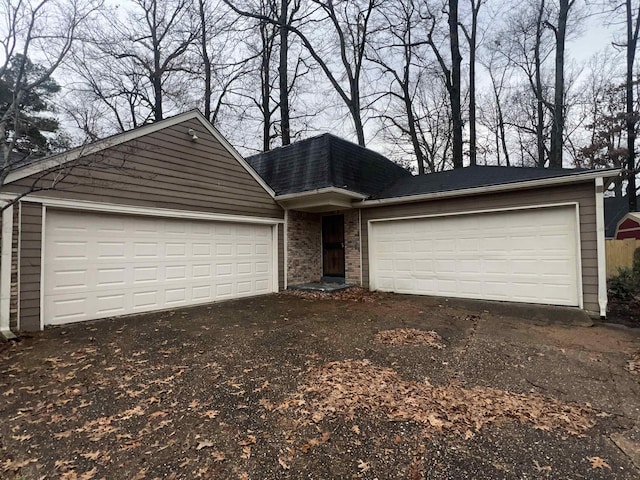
[44,210,275,325]
[370,207,580,306]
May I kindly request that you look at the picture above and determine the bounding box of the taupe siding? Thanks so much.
[360,182,599,314]
[10,205,19,329]
[19,202,42,331]
[6,119,283,219]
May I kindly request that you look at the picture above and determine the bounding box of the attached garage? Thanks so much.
[0,111,284,333]
[369,206,581,307]
[44,210,276,325]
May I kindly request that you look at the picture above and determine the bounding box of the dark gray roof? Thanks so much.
[246,133,412,197]
[374,165,612,200]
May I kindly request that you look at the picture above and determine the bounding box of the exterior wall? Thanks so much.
[19,202,42,331]
[286,209,361,285]
[344,209,361,284]
[5,118,283,220]
[10,205,19,329]
[287,210,322,284]
[360,182,599,314]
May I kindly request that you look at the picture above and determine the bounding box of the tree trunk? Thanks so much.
[468,1,479,166]
[404,84,426,175]
[199,0,212,122]
[261,21,271,152]
[627,0,638,212]
[449,0,464,169]
[549,0,570,168]
[279,0,291,146]
[534,0,546,167]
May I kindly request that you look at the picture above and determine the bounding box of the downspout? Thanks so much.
[595,177,608,318]
[1,202,17,340]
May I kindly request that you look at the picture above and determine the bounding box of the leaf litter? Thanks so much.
[375,328,445,348]
[283,359,596,437]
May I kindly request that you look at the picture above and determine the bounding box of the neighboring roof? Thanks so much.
[246,134,412,197]
[3,110,275,198]
[605,194,640,238]
[372,165,616,200]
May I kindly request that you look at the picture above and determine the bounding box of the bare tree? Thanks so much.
[0,0,100,192]
[80,0,198,124]
[460,0,486,166]
[226,0,380,147]
[423,0,464,168]
[547,0,576,167]
[369,0,430,173]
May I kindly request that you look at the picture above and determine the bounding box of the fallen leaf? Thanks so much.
[80,451,101,461]
[203,410,219,419]
[533,460,552,472]
[352,425,361,435]
[278,457,290,470]
[358,460,370,472]
[211,451,226,462]
[587,456,611,470]
[196,440,215,451]
[241,446,252,459]
[238,435,257,446]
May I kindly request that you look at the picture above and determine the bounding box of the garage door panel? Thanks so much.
[44,210,274,325]
[371,207,579,307]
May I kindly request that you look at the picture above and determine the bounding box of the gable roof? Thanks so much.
[3,110,275,197]
[246,133,411,197]
[373,165,611,200]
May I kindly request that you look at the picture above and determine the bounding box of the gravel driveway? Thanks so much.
[1,290,639,479]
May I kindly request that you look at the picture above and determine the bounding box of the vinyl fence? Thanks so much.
[606,239,640,278]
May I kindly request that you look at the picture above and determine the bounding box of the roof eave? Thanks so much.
[355,169,619,208]
[275,186,367,212]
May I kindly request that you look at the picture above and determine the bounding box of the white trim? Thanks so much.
[366,202,580,224]
[357,170,618,208]
[574,203,584,309]
[367,202,584,308]
[8,196,284,225]
[367,220,375,291]
[5,110,276,198]
[39,206,46,331]
[272,224,279,293]
[275,187,367,201]
[284,210,289,289]
[1,204,16,340]
[595,177,608,317]
[358,208,363,286]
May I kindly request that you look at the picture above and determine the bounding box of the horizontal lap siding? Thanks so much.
[360,182,599,314]
[19,203,42,331]
[6,119,283,219]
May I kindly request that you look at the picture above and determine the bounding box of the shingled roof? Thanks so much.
[245,133,412,197]
[373,165,607,199]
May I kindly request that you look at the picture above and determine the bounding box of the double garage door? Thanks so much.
[44,210,275,325]
[370,206,580,307]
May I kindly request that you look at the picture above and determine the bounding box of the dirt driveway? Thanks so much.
[1,290,640,479]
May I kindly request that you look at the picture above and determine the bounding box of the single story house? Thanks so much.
[0,111,614,336]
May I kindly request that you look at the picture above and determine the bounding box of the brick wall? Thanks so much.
[344,209,361,285]
[287,210,322,284]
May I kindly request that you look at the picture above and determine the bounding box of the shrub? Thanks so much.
[608,266,640,301]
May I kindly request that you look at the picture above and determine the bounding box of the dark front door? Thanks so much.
[322,214,345,278]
